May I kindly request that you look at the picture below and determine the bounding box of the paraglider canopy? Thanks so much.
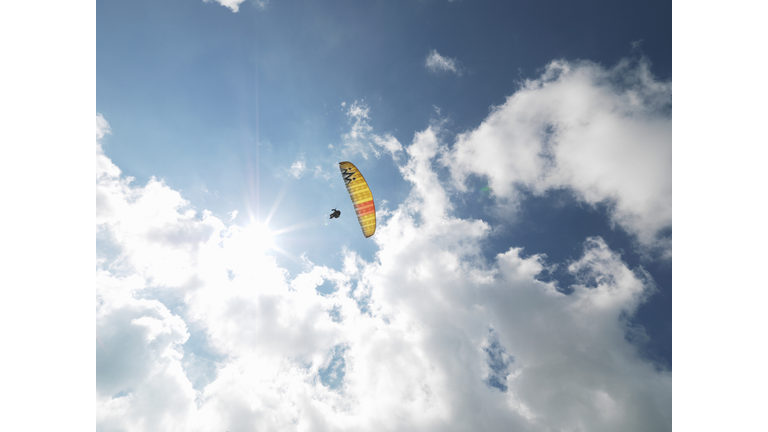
[339,161,376,238]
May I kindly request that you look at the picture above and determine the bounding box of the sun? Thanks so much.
[243,220,275,253]
[221,220,275,263]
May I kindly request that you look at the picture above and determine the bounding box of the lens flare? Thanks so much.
[244,220,274,253]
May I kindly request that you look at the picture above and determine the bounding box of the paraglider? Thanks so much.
[330,208,341,219]
[338,161,376,238]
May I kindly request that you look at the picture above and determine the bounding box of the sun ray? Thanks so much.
[271,218,321,237]
[96,334,109,355]
[264,181,290,227]
[268,243,305,266]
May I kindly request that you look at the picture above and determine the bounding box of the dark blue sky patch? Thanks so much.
[112,389,132,399]
[483,327,513,393]
[315,280,337,296]
[623,319,669,372]
[319,344,347,390]
[629,259,672,369]
[328,304,342,323]
[354,294,372,316]
[453,187,672,368]
[181,320,228,392]
[346,282,372,316]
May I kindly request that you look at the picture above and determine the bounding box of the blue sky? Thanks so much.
[93,0,677,430]
[8,1,768,430]
[99,0,672,354]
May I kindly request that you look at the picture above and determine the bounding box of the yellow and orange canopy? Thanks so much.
[339,161,376,238]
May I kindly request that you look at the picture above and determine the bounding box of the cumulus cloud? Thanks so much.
[444,58,671,253]
[425,49,462,76]
[205,0,266,13]
[97,113,111,140]
[340,101,403,160]
[289,159,307,178]
[96,107,670,431]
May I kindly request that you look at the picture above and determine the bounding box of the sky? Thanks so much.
[0,0,768,430]
[94,0,677,430]
[8,0,768,431]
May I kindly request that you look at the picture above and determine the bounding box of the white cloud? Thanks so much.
[289,159,307,178]
[373,134,404,158]
[96,113,111,140]
[96,295,197,432]
[313,165,333,181]
[340,101,403,160]
[444,58,671,252]
[97,80,670,431]
[341,101,374,158]
[425,49,462,76]
[205,0,266,13]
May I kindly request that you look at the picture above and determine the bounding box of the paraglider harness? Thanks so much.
[330,208,341,219]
